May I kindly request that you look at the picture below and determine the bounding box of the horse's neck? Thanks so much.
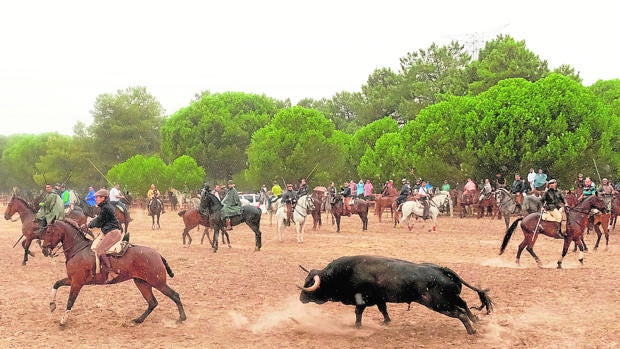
[15,200,36,221]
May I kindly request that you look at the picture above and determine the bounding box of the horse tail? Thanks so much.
[178,210,186,217]
[161,255,174,278]
[499,217,523,255]
[439,266,493,314]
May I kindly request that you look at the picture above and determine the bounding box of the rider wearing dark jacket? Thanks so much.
[341,182,352,216]
[85,189,122,283]
[396,178,411,207]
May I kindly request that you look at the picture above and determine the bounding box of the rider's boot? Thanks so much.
[556,224,565,239]
[100,254,117,283]
[423,205,430,220]
[225,218,233,231]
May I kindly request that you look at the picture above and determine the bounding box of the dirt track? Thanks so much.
[1,205,619,348]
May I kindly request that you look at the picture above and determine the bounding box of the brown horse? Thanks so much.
[177,209,230,248]
[331,195,369,232]
[40,219,186,326]
[4,195,43,265]
[374,187,398,222]
[310,191,324,230]
[478,192,498,219]
[460,190,478,217]
[582,212,611,251]
[500,195,607,268]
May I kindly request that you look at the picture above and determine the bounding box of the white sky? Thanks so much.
[1,1,618,136]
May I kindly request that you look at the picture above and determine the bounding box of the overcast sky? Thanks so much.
[1,1,617,136]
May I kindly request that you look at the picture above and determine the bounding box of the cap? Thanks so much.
[548,179,557,184]
[401,178,407,184]
[578,173,583,177]
[227,180,234,186]
[94,189,109,197]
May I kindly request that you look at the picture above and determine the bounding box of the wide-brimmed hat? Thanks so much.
[548,179,557,184]
[94,189,109,197]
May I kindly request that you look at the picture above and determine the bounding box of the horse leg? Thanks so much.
[59,282,85,326]
[202,227,213,246]
[223,231,231,248]
[49,277,71,313]
[296,221,303,243]
[212,228,220,252]
[132,279,158,323]
[182,228,191,247]
[150,281,187,323]
[22,237,34,266]
[334,214,341,233]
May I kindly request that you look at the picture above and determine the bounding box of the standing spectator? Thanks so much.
[363,179,373,200]
[357,180,364,199]
[527,168,536,191]
[349,180,357,198]
[441,180,451,193]
[533,168,547,191]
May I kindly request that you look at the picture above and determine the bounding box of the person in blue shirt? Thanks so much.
[356,180,364,199]
[85,186,97,206]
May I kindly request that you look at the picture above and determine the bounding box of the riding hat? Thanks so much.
[94,189,109,197]
[402,178,407,184]
[548,179,557,184]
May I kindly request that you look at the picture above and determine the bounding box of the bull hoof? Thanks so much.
[556,262,562,269]
[579,258,584,265]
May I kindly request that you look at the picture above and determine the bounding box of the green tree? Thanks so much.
[165,155,206,192]
[353,117,400,183]
[467,34,550,95]
[161,92,279,181]
[107,155,168,199]
[1,134,55,188]
[89,86,165,171]
[246,106,345,187]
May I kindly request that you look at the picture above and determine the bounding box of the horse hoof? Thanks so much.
[579,258,584,265]
[50,302,56,312]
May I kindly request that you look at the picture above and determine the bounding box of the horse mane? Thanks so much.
[203,192,223,213]
[13,196,36,212]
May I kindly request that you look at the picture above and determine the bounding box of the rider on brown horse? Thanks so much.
[82,188,122,283]
[541,179,566,238]
[34,183,65,233]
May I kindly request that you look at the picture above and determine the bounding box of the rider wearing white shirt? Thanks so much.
[109,183,128,212]
[418,180,430,219]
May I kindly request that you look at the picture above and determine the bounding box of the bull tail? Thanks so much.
[178,210,186,217]
[440,267,493,315]
[499,217,523,255]
[161,255,174,278]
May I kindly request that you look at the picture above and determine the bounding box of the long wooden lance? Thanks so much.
[87,159,113,186]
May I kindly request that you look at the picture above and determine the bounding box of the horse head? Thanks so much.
[300,195,315,212]
[40,218,62,257]
[586,194,607,213]
[4,195,34,220]
[202,192,223,214]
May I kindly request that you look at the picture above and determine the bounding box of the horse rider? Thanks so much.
[340,181,352,216]
[269,181,283,211]
[578,177,596,201]
[417,179,430,219]
[541,179,566,238]
[479,178,494,202]
[221,180,242,231]
[382,179,394,195]
[34,183,65,234]
[395,178,411,210]
[85,186,96,207]
[495,173,506,189]
[574,173,585,198]
[510,173,527,211]
[282,183,297,224]
[81,188,122,283]
[110,183,130,214]
[60,184,71,212]
[297,178,309,197]
[147,184,165,216]
[598,178,614,210]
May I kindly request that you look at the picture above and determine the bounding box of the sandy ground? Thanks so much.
[1,204,619,349]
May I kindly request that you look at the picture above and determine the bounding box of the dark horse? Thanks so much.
[200,192,263,252]
[4,195,86,265]
[148,198,162,230]
[40,219,186,326]
[500,195,607,268]
[76,198,132,233]
[177,208,230,248]
[331,195,369,232]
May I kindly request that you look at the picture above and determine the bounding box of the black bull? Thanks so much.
[299,255,493,334]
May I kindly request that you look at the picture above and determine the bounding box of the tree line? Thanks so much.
[1,35,619,196]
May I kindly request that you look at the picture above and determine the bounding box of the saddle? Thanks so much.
[91,233,132,274]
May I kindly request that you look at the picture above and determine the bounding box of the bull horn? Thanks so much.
[299,265,310,273]
[301,275,321,292]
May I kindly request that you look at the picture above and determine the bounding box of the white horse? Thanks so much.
[399,200,440,232]
[275,195,315,243]
[430,191,453,217]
